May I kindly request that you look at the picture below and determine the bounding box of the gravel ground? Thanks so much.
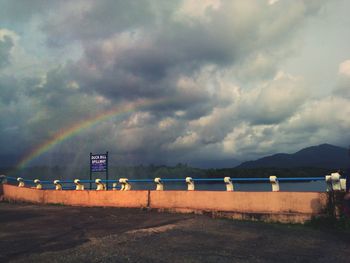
[0,202,349,263]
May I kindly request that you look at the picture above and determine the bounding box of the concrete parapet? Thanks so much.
[74,179,84,191]
[95,179,106,191]
[269,176,279,192]
[224,177,233,191]
[17,177,25,188]
[149,191,327,222]
[53,180,62,190]
[154,178,164,191]
[325,173,345,192]
[186,177,194,191]
[340,179,346,191]
[2,184,148,208]
[119,178,131,191]
[0,183,3,200]
[1,184,328,223]
[34,179,42,190]
[330,173,341,191]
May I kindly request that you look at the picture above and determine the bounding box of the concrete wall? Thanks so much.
[0,184,3,200]
[1,184,328,223]
[149,191,326,214]
[149,191,327,223]
[2,184,148,208]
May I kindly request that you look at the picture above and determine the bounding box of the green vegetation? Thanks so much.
[306,192,350,231]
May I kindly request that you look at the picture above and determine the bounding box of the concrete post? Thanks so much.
[186,177,194,191]
[95,179,106,191]
[154,177,164,191]
[269,176,279,192]
[34,179,42,190]
[17,177,25,187]
[53,180,62,190]
[74,179,84,190]
[0,175,7,184]
[330,173,341,191]
[119,178,131,191]
[340,179,347,191]
[224,177,234,191]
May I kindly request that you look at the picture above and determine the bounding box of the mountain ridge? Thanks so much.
[236,144,349,169]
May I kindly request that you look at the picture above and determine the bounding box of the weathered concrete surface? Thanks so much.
[150,191,327,223]
[0,202,349,263]
[0,184,3,200]
[3,184,148,208]
[2,184,327,223]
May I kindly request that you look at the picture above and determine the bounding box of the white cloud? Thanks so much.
[338,60,350,76]
[168,131,200,150]
[174,0,221,23]
[4,0,350,166]
[268,0,279,5]
[238,71,307,124]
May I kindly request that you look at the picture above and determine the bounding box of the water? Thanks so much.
[116,180,327,192]
[6,177,327,192]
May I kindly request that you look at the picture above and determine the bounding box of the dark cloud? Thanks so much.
[0,0,60,24]
[3,0,346,167]
[41,0,180,46]
[0,35,13,68]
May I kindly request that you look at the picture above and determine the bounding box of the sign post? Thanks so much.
[90,152,109,190]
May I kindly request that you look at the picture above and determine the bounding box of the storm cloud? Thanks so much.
[1,0,350,167]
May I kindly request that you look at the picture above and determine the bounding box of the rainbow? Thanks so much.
[13,98,163,174]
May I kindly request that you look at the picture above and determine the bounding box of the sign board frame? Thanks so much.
[90,152,109,190]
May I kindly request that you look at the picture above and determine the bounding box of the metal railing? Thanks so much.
[0,173,346,192]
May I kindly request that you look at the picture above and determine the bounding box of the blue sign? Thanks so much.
[90,154,108,172]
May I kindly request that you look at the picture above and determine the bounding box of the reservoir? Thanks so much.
[113,180,326,192]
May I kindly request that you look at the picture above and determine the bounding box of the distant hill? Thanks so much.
[236,144,349,169]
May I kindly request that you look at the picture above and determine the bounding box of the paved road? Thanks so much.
[0,202,349,263]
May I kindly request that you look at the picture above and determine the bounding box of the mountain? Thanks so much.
[236,144,349,169]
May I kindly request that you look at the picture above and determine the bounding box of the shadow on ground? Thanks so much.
[0,202,349,263]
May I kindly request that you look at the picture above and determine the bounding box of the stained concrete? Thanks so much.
[2,184,328,223]
[0,202,349,263]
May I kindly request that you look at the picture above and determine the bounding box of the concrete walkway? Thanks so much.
[0,202,349,263]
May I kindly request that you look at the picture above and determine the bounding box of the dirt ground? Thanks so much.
[0,202,349,263]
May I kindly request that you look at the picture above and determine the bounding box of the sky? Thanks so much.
[1,0,350,168]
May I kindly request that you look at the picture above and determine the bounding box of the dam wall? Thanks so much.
[149,190,327,222]
[2,184,148,208]
[0,184,3,200]
[1,184,327,223]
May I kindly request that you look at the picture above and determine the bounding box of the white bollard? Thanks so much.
[340,179,347,191]
[112,182,118,190]
[17,177,25,187]
[269,176,279,192]
[325,175,332,192]
[119,181,125,191]
[74,179,84,190]
[186,177,195,191]
[34,179,42,190]
[330,172,341,191]
[224,177,234,191]
[119,178,131,191]
[154,177,164,191]
[95,179,106,191]
[53,180,62,190]
[0,175,7,184]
